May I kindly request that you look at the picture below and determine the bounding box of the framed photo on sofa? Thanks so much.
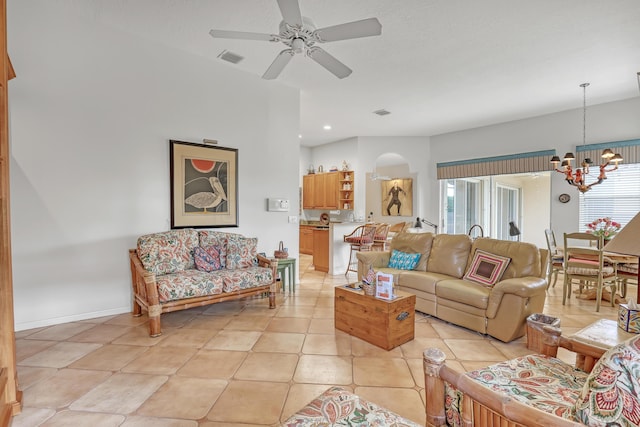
[170,140,238,228]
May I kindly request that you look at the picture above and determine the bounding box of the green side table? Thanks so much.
[276,257,296,293]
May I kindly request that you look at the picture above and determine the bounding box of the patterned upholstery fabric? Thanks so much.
[444,355,589,425]
[388,249,421,270]
[226,237,258,269]
[566,266,614,275]
[618,263,638,274]
[198,230,243,269]
[137,229,199,275]
[463,249,510,287]
[193,246,222,272]
[156,269,224,302]
[574,335,640,426]
[216,266,273,293]
[281,386,421,426]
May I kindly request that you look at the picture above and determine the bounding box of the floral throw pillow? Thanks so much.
[388,249,421,270]
[573,335,640,426]
[193,245,222,272]
[463,249,511,287]
[226,237,258,269]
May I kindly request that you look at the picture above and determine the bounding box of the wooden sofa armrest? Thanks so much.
[423,346,585,427]
[129,249,163,336]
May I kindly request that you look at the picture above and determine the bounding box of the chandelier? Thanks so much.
[550,83,623,193]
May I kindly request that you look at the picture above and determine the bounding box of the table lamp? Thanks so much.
[604,211,640,304]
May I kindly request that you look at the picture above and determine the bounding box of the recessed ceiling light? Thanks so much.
[323,125,332,130]
[298,134,302,139]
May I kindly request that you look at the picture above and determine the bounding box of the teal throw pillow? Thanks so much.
[388,250,421,270]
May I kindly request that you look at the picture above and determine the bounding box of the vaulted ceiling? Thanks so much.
[95,0,640,146]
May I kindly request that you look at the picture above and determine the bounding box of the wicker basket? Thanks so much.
[361,282,375,296]
[274,241,288,259]
[526,313,561,353]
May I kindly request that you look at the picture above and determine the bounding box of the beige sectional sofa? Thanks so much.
[356,232,548,342]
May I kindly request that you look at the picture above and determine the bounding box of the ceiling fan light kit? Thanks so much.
[209,0,382,80]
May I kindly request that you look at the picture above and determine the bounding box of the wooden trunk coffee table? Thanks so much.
[334,285,416,350]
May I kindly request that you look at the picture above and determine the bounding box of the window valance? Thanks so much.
[577,138,640,165]
[436,150,555,180]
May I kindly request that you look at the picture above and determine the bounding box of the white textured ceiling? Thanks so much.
[94,0,640,146]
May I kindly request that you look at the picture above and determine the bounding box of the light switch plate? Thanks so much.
[267,198,289,212]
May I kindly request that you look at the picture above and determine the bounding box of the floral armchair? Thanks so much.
[424,326,640,427]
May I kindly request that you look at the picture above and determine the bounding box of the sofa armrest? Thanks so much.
[356,251,391,268]
[486,277,547,318]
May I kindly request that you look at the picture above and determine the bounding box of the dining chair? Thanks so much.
[562,232,618,312]
[343,224,377,276]
[544,229,564,289]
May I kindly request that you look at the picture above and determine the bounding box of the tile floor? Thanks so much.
[12,255,636,426]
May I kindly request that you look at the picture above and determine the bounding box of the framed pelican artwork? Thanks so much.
[170,140,238,228]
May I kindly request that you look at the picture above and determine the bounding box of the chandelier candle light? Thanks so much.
[550,83,623,193]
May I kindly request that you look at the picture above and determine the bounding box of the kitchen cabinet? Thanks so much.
[299,226,314,255]
[313,228,329,272]
[302,171,346,210]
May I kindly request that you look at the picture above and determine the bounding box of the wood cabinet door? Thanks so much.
[302,174,315,209]
[323,172,339,209]
[313,173,325,208]
[299,227,313,255]
[312,229,329,272]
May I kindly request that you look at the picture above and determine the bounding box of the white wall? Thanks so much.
[430,97,640,242]
[8,1,300,330]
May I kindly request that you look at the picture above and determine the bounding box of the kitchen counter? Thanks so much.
[300,222,364,275]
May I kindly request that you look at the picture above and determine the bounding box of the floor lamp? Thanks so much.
[604,211,640,304]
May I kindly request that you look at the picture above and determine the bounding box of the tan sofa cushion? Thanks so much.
[398,271,451,294]
[468,238,542,279]
[390,232,434,271]
[428,234,472,278]
[436,279,490,310]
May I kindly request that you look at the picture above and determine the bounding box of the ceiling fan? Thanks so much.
[209,0,382,79]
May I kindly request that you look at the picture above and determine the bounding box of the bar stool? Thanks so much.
[343,224,376,276]
[372,223,390,251]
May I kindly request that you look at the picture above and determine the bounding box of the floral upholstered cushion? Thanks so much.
[459,355,588,421]
[573,334,640,426]
[216,266,273,292]
[281,386,421,426]
[198,230,239,269]
[156,269,224,303]
[137,229,199,275]
[226,237,258,269]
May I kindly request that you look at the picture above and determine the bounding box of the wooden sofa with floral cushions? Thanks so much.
[129,228,277,337]
[424,325,640,427]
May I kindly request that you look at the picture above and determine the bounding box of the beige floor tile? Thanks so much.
[293,355,352,385]
[234,352,298,382]
[400,337,454,359]
[157,328,218,348]
[16,366,57,390]
[11,407,55,427]
[266,317,310,333]
[121,416,198,426]
[307,318,336,334]
[207,380,289,424]
[406,358,426,388]
[111,327,169,346]
[353,357,414,387]
[160,311,198,329]
[203,330,261,351]
[491,338,534,360]
[19,342,102,368]
[281,296,318,306]
[311,307,335,318]
[177,349,246,379]
[15,327,47,339]
[414,321,440,338]
[302,333,351,356]
[137,376,227,419]
[122,346,196,375]
[275,305,316,318]
[25,322,95,341]
[252,331,305,353]
[70,373,167,414]
[351,337,403,358]
[22,369,111,408]
[445,339,507,362]
[356,386,425,425]
[431,322,486,339]
[15,340,57,363]
[202,301,245,316]
[67,324,132,343]
[39,410,125,427]
[69,344,148,371]
[104,313,149,327]
[181,315,231,330]
[223,315,272,331]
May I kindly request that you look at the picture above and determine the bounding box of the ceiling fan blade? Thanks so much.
[262,50,295,80]
[209,29,278,42]
[308,47,352,79]
[277,0,303,27]
[314,18,382,42]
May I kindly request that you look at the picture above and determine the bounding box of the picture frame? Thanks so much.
[381,178,413,217]
[170,140,238,228]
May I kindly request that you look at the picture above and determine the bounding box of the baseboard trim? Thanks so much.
[15,306,131,331]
